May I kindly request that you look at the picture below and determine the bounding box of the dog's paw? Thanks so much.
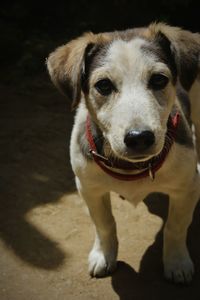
[164,255,194,284]
[88,248,117,277]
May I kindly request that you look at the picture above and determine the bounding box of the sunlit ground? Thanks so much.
[0,190,165,300]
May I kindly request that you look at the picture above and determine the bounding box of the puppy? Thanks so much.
[47,23,200,284]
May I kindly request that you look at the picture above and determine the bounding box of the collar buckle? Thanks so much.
[89,150,109,162]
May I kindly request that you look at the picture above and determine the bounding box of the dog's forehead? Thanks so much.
[88,36,174,83]
[105,37,157,68]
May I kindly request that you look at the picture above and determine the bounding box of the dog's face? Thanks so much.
[85,37,176,161]
[47,23,199,162]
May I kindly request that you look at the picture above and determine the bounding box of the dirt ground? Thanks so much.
[1,78,200,300]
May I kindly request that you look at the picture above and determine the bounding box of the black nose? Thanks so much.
[124,130,155,152]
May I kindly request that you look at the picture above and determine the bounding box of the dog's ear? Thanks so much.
[153,30,177,84]
[47,33,110,109]
[47,33,95,109]
[148,23,200,90]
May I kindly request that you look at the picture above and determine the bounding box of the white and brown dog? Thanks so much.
[47,23,200,284]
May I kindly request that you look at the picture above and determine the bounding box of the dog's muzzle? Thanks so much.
[86,113,180,181]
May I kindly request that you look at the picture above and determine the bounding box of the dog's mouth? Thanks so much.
[105,130,165,164]
[105,142,163,164]
[101,143,164,172]
[125,154,156,162]
[110,151,161,164]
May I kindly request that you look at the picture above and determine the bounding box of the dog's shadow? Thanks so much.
[111,193,200,300]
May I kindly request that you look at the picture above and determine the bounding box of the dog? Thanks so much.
[47,23,200,284]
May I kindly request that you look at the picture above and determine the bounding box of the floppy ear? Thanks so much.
[148,23,200,90]
[47,32,111,109]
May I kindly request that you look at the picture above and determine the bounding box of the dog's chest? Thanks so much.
[80,160,169,204]
[108,177,161,204]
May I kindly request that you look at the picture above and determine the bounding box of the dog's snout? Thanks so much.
[124,130,155,152]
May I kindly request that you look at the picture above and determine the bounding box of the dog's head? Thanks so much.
[47,23,200,162]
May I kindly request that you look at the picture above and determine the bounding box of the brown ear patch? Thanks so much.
[141,30,177,84]
[47,32,111,109]
[81,43,101,94]
[145,23,200,90]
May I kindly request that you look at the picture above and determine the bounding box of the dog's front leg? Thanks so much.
[163,180,200,284]
[76,177,118,277]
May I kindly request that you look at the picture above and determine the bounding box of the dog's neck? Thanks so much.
[85,113,180,181]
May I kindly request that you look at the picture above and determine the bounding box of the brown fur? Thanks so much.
[47,32,112,108]
[47,23,200,109]
[145,23,200,90]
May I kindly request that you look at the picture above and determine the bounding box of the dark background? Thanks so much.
[1,0,200,86]
[1,2,200,299]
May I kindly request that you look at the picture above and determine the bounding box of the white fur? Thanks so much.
[88,38,175,161]
[69,39,200,284]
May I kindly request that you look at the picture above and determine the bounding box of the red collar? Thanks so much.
[86,113,180,181]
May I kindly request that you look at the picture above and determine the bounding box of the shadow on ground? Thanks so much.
[0,81,76,269]
[112,194,200,300]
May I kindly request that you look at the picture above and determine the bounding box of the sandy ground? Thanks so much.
[1,80,200,300]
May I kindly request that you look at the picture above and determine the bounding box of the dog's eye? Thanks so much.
[149,74,169,90]
[94,79,116,96]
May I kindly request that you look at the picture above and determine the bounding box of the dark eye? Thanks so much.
[149,74,169,90]
[94,79,116,96]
